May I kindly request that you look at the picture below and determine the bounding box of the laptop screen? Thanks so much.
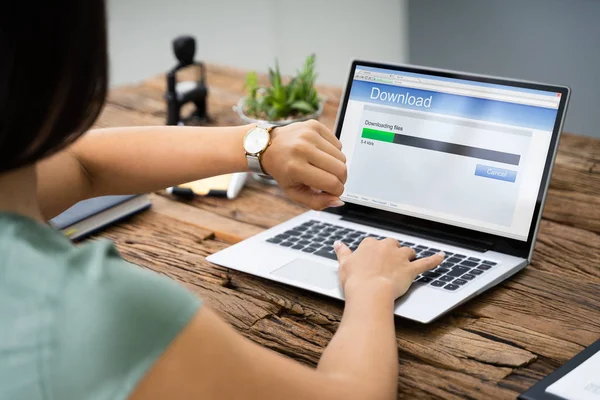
[338,64,563,242]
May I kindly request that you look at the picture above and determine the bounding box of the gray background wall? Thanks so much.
[409,0,600,138]
[107,0,408,87]
[108,0,600,138]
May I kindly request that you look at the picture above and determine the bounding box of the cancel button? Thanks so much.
[475,164,517,182]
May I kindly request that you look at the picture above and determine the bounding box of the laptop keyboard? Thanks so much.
[265,220,498,292]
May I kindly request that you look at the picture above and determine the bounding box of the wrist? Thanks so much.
[343,277,396,305]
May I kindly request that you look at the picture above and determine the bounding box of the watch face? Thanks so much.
[244,127,270,154]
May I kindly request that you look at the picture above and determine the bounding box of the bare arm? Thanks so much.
[130,240,444,400]
[37,121,347,219]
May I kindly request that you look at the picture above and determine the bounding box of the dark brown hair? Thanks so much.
[0,1,108,173]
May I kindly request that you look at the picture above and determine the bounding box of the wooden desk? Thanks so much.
[95,65,600,399]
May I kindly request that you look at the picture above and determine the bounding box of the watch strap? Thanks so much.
[246,154,267,175]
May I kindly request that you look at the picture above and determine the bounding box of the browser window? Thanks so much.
[339,65,561,241]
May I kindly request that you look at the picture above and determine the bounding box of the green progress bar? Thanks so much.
[361,128,395,143]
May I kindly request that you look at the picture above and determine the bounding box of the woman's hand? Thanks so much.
[260,120,347,210]
[334,238,445,300]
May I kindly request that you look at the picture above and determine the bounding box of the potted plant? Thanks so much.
[235,54,326,125]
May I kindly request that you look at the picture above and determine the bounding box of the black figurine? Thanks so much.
[165,36,209,125]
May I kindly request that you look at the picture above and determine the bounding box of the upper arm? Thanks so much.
[36,148,93,219]
[129,307,361,400]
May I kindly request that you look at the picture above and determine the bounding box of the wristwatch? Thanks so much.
[243,123,275,177]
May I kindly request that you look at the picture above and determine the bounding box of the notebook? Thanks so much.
[546,350,600,400]
[519,338,600,400]
[50,195,151,241]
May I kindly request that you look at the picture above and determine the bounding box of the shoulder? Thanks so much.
[51,240,202,400]
[0,213,202,400]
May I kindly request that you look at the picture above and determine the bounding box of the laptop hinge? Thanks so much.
[340,211,492,252]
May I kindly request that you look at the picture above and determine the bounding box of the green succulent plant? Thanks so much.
[243,54,320,121]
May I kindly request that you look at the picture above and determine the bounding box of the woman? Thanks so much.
[0,1,444,399]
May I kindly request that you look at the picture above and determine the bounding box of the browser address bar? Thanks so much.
[354,75,557,108]
[395,80,558,108]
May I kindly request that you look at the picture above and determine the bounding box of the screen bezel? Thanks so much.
[333,60,570,258]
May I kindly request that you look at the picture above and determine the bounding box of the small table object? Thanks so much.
[165,36,209,126]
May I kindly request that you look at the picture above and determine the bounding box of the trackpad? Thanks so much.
[271,259,339,290]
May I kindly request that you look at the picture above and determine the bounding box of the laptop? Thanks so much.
[207,60,570,323]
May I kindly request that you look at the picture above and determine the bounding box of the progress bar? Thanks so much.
[361,128,521,166]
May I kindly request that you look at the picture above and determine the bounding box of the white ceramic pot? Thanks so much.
[233,96,326,126]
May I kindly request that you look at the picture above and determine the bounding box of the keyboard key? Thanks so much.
[461,273,476,280]
[302,247,317,253]
[419,251,435,258]
[453,279,468,285]
[267,238,282,244]
[477,264,492,270]
[439,275,454,282]
[415,245,428,251]
[296,226,309,232]
[447,266,470,277]
[291,245,304,250]
[417,276,433,283]
[298,240,310,245]
[428,248,440,253]
[443,251,454,256]
[423,271,441,278]
[440,262,455,269]
[285,230,302,236]
[470,269,484,275]
[349,245,358,251]
[444,284,459,291]
[314,249,338,260]
[467,257,481,262]
[430,280,446,288]
[447,257,462,263]
[435,268,450,274]
[454,254,467,259]
[300,234,313,240]
[348,232,361,238]
[276,233,290,240]
[460,260,478,267]
[403,242,415,247]
[280,242,294,247]
[482,260,497,266]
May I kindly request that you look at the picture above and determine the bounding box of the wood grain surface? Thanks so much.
[93,64,600,399]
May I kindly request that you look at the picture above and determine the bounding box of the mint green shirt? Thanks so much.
[0,213,202,400]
